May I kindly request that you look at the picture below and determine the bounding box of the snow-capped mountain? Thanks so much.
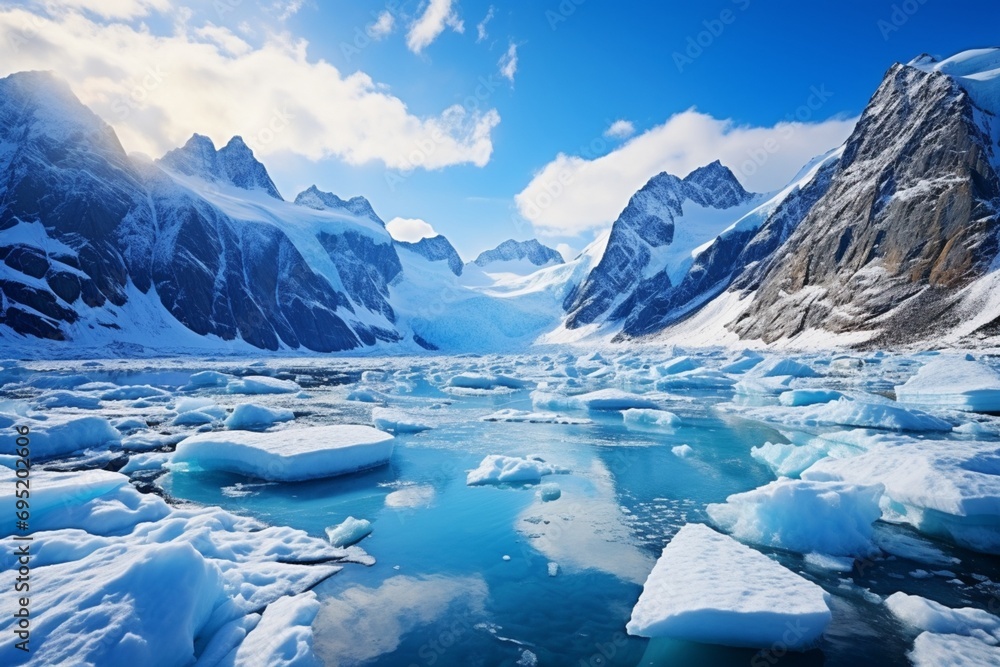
[561,160,761,332]
[396,235,464,276]
[472,239,564,272]
[3,47,999,354]
[718,48,1000,348]
[0,71,406,353]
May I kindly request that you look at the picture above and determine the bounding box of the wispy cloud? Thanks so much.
[498,42,517,83]
[0,4,500,170]
[476,5,494,43]
[406,0,464,54]
[516,110,857,235]
[368,10,395,40]
[603,119,635,139]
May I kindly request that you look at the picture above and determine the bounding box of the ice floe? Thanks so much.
[895,355,1000,413]
[466,454,564,486]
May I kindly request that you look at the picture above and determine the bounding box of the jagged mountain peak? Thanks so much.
[292,185,382,225]
[397,235,464,276]
[157,133,282,200]
[473,239,564,268]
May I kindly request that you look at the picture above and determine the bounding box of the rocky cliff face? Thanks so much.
[0,71,401,352]
[564,160,757,329]
[397,236,464,276]
[729,57,1000,346]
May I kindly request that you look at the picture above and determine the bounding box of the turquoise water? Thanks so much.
[153,368,1000,667]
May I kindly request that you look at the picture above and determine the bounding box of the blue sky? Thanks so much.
[1,0,997,259]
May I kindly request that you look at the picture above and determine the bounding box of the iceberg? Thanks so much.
[622,408,681,431]
[325,517,373,547]
[803,440,1000,553]
[895,356,1000,413]
[467,454,564,486]
[0,415,120,460]
[707,479,883,557]
[227,375,300,395]
[532,388,661,412]
[173,425,394,482]
[224,403,295,430]
[371,407,431,433]
[909,631,1000,667]
[626,523,832,648]
[885,592,1000,642]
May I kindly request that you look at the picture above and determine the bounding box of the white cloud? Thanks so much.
[368,10,395,40]
[498,42,517,83]
[386,217,438,242]
[476,5,494,42]
[0,6,501,170]
[271,0,306,22]
[406,0,464,54]
[603,119,634,139]
[515,109,857,235]
[555,243,577,262]
[35,0,171,20]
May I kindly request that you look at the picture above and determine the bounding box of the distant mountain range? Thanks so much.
[2,48,998,354]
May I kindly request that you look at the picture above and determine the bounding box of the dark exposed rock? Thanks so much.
[398,235,464,275]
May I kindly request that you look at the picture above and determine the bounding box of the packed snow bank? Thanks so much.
[0,541,224,667]
[626,524,832,648]
[371,407,431,433]
[225,403,295,430]
[744,398,952,432]
[227,375,300,395]
[622,408,681,431]
[909,631,1000,667]
[233,591,323,667]
[802,440,1000,553]
[532,388,661,412]
[325,517,373,547]
[467,454,564,486]
[707,479,883,557]
[173,425,394,482]
[886,592,1000,642]
[895,356,1000,413]
[0,415,120,459]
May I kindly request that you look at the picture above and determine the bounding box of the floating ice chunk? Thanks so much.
[654,356,700,376]
[0,415,120,460]
[671,444,693,458]
[371,407,431,434]
[35,390,101,409]
[384,485,435,508]
[225,403,295,430]
[626,523,832,648]
[778,389,845,407]
[909,632,1000,667]
[622,408,681,432]
[232,592,323,667]
[346,387,389,403]
[120,452,172,474]
[804,552,855,572]
[326,517,373,547]
[539,482,562,501]
[548,562,559,577]
[466,454,564,486]
[517,649,538,666]
[113,417,148,433]
[121,432,185,452]
[720,350,764,374]
[895,356,1000,413]
[481,409,592,424]
[174,396,222,414]
[655,369,735,390]
[532,388,661,412]
[186,370,231,388]
[227,376,300,395]
[755,358,821,378]
[749,398,952,432]
[887,592,1000,644]
[173,425,395,482]
[803,440,1000,553]
[751,441,830,478]
[829,356,865,374]
[100,384,171,401]
[447,373,528,390]
[707,479,883,557]
[733,376,794,397]
[173,410,217,426]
